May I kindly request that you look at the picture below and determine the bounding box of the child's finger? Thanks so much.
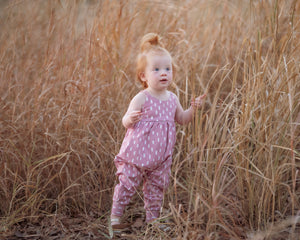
[191,94,207,109]
[195,94,207,101]
[131,110,143,116]
[199,93,207,99]
[130,111,144,122]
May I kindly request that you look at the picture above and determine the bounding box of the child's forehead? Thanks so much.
[146,52,172,64]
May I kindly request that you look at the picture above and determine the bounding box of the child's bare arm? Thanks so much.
[122,92,146,129]
[175,94,206,125]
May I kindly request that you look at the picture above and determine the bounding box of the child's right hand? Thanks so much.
[123,110,143,128]
[122,92,146,128]
[127,110,143,124]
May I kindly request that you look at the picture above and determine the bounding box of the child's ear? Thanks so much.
[139,72,146,82]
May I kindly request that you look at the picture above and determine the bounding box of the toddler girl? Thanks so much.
[110,33,206,229]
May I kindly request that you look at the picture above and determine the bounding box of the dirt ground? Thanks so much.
[0,212,174,240]
[1,215,110,240]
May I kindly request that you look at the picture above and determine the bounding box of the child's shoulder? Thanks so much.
[168,90,177,97]
[131,90,146,103]
[168,90,179,101]
[127,91,146,110]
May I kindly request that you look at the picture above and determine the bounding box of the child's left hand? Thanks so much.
[191,94,207,109]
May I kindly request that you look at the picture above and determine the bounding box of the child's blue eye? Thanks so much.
[166,67,170,71]
[155,68,159,71]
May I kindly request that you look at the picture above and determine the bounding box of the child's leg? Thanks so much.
[143,162,171,222]
[111,161,142,221]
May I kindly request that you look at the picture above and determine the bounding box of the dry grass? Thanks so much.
[0,0,299,239]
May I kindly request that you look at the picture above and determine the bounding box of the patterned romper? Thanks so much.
[111,90,177,222]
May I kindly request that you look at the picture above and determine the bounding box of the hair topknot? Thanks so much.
[140,33,164,52]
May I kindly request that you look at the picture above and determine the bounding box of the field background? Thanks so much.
[0,0,299,239]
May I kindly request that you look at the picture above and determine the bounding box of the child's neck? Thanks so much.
[146,88,169,101]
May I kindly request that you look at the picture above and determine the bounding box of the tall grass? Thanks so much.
[0,0,299,239]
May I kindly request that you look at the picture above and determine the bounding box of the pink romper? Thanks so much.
[111,90,177,222]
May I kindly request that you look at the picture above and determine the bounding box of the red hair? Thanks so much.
[136,33,175,88]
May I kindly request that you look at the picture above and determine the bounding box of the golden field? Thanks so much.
[0,0,299,239]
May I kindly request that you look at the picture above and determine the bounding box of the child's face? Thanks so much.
[142,53,173,92]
